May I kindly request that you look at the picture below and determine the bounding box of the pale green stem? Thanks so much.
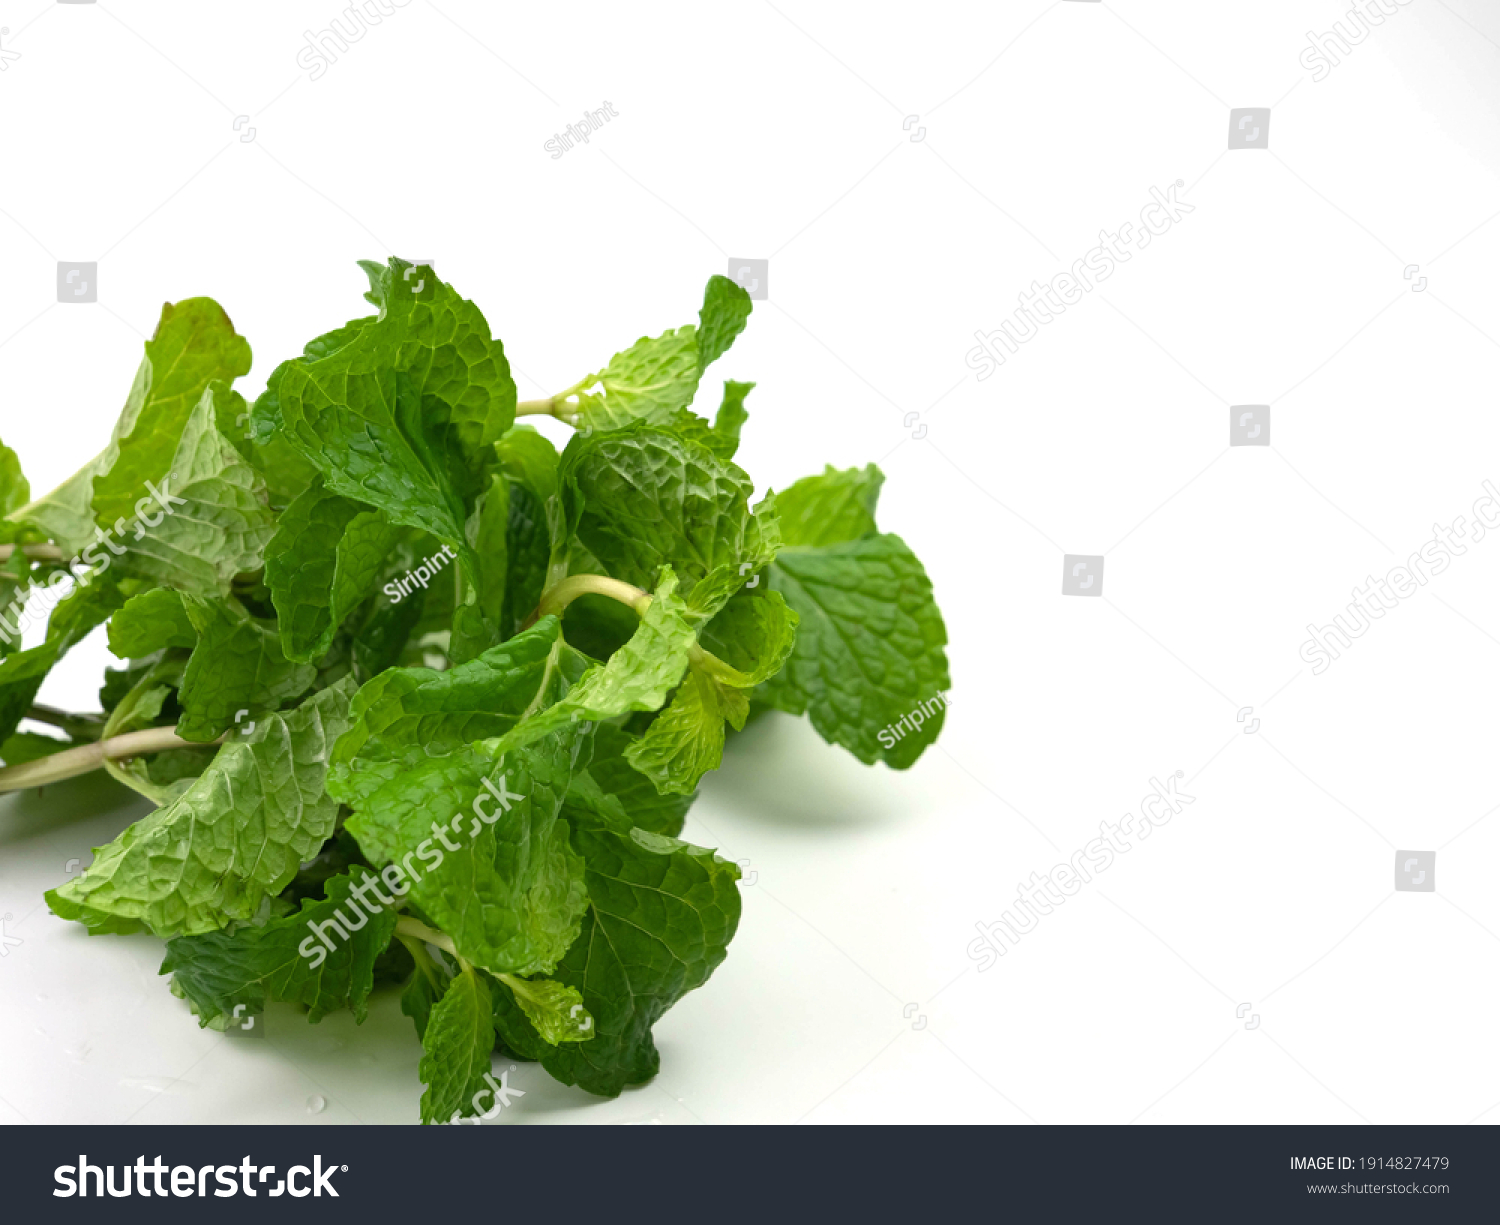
[0,543,66,564]
[395,915,460,962]
[535,574,651,620]
[0,725,224,793]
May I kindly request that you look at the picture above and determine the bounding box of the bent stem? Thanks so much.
[533,573,651,623]
[396,916,469,972]
[0,725,225,793]
[528,573,740,678]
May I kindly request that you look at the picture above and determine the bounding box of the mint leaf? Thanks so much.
[255,259,516,566]
[563,426,780,619]
[580,723,695,837]
[712,380,754,456]
[160,866,398,1027]
[46,678,356,937]
[328,618,563,802]
[775,463,884,548]
[6,300,251,551]
[265,480,399,663]
[493,819,741,1098]
[342,733,588,978]
[497,974,594,1044]
[176,596,319,741]
[569,276,751,436]
[763,533,950,768]
[0,435,29,539]
[108,588,197,657]
[626,590,797,794]
[419,968,496,1125]
[482,568,697,759]
[104,388,276,598]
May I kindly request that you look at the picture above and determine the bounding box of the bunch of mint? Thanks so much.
[0,261,950,1121]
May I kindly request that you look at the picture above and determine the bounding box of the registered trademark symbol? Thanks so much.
[341,1165,348,1172]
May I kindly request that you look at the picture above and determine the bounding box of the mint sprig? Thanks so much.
[0,260,951,1120]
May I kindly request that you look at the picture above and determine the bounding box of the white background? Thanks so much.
[2,0,1499,1125]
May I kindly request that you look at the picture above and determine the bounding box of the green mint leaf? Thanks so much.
[695,274,753,370]
[762,533,950,768]
[450,473,509,665]
[7,301,250,552]
[342,732,588,978]
[160,866,399,1027]
[774,463,884,548]
[265,480,400,663]
[46,678,357,937]
[626,590,798,795]
[418,967,496,1125]
[176,595,319,741]
[0,435,29,540]
[498,974,594,1044]
[712,380,754,456]
[481,568,697,760]
[103,388,276,598]
[107,588,198,657]
[569,276,751,436]
[328,617,563,802]
[562,426,780,619]
[90,300,253,531]
[255,259,515,560]
[579,722,695,837]
[493,820,741,1098]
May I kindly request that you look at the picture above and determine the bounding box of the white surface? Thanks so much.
[2,0,1500,1124]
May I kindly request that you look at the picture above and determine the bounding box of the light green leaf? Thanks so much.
[328,617,563,803]
[6,300,251,551]
[254,259,516,569]
[481,568,697,760]
[45,678,357,937]
[104,388,276,598]
[498,974,594,1044]
[107,588,198,658]
[712,380,754,456]
[774,463,884,548]
[627,590,797,794]
[419,968,496,1125]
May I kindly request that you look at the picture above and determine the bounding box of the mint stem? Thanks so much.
[25,704,105,742]
[0,725,225,793]
[535,573,651,620]
[0,544,66,564]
